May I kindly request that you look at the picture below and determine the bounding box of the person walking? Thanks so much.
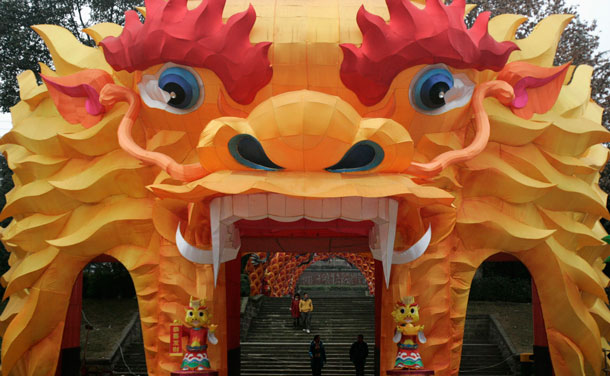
[291,293,301,329]
[350,334,369,376]
[309,335,326,376]
[300,292,314,333]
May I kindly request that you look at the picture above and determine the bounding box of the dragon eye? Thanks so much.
[410,308,415,314]
[400,308,405,314]
[326,141,384,173]
[138,63,204,114]
[199,311,204,317]
[413,68,453,110]
[159,67,201,109]
[229,135,283,171]
[409,64,474,115]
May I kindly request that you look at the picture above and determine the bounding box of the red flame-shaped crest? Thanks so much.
[100,0,272,105]
[340,0,519,105]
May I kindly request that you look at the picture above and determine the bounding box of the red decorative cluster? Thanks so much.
[340,0,519,105]
[100,0,272,104]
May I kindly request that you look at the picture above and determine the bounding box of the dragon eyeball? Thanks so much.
[138,63,205,114]
[158,67,201,110]
[413,68,454,110]
[409,64,475,115]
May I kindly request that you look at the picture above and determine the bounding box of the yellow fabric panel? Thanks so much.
[83,23,123,45]
[30,25,112,75]
[508,15,573,67]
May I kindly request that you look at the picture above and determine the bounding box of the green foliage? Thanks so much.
[82,262,136,299]
[470,262,532,303]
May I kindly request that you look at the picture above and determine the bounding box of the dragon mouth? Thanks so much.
[175,193,433,287]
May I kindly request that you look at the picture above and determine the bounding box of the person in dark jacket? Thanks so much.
[309,335,326,376]
[291,293,301,328]
[350,334,369,376]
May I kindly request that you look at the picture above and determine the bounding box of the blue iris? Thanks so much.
[158,67,201,109]
[412,68,454,111]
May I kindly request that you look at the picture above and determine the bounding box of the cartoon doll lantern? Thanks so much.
[390,297,430,372]
[170,297,219,375]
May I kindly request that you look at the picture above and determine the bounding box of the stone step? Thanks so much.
[242,296,376,375]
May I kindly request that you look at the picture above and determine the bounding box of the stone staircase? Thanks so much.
[241,296,376,376]
[112,339,147,375]
[459,315,516,375]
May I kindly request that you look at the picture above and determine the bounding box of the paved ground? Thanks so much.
[80,298,138,359]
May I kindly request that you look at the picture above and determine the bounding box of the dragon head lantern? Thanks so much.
[1,0,610,375]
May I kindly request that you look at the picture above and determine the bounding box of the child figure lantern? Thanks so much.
[392,297,427,369]
[170,297,218,372]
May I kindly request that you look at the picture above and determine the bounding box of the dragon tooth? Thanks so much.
[210,197,241,286]
[393,225,432,264]
[175,197,241,287]
[175,223,213,264]
[369,199,398,288]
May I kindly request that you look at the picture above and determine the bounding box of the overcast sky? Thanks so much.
[565,0,610,52]
[0,1,608,136]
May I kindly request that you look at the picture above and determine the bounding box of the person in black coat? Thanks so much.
[309,335,326,376]
[350,334,369,376]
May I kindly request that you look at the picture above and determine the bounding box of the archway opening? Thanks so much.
[462,253,539,375]
[59,256,144,376]
[239,252,377,376]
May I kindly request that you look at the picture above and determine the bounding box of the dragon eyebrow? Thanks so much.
[100,0,272,105]
[340,0,519,106]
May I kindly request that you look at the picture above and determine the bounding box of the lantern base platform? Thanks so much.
[171,371,218,376]
[386,369,434,376]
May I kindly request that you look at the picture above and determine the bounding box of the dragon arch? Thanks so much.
[1,0,610,375]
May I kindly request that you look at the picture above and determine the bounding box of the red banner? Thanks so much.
[169,323,183,356]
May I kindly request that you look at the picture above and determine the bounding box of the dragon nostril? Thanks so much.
[326,141,384,173]
[229,134,283,171]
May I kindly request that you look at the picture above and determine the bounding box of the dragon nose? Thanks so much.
[248,90,362,171]
[198,90,413,172]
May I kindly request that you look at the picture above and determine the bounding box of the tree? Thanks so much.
[0,0,142,112]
